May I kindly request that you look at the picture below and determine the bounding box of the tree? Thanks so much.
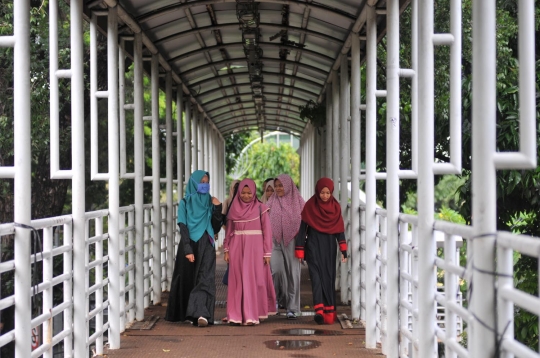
[239,142,300,197]
[224,132,251,173]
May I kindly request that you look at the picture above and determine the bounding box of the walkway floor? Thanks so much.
[103,252,382,358]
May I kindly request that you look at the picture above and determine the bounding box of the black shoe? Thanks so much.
[314,314,324,325]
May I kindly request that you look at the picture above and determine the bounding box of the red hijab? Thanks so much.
[301,177,344,234]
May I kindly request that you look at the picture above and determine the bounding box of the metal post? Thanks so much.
[133,32,145,321]
[95,218,104,355]
[471,0,497,356]
[192,110,198,172]
[165,72,174,290]
[63,222,73,355]
[417,0,437,356]
[350,33,361,320]
[364,4,378,348]
[185,102,192,176]
[444,233,457,358]
[128,210,135,322]
[107,6,121,349]
[326,85,333,177]
[331,71,340,199]
[151,54,162,305]
[385,0,401,356]
[71,0,86,355]
[205,121,210,171]
[177,90,184,198]
[339,55,350,303]
[198,117,204,170]
[200,118,205,171]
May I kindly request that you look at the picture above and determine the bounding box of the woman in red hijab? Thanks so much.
[295,177,347,324]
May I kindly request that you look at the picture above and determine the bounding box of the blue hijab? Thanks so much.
[177,170,215,242]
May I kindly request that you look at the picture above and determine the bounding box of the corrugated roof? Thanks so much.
[86,0,397,136]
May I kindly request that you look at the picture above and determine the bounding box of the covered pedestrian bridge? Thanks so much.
[0,0,538,357]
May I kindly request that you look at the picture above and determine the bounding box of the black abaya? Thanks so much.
[165,204,222,325]
[295,220,347,324]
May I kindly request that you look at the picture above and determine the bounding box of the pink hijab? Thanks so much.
[226,179,267,222]
[266,174,305,246]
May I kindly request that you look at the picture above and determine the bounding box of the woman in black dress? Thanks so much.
[165,170,222,327]
[295,177,347,324]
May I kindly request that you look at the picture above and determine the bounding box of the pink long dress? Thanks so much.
[224,207,277,325]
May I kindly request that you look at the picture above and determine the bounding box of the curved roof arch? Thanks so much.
[97,0,396,136]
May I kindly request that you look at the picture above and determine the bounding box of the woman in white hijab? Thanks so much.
[261,179,274,204]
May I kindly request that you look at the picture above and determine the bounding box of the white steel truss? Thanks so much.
[0,0,537,358]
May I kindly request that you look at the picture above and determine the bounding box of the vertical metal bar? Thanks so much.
[417,0,437,356]
[471,0,497,356]
[185,102,192,176]
[192,110,198,172]
[380,215,388,354]
[386,0,400,356]
[95,217,104,354]
[85,220,90,355]
[410,0,419,174]
[119,39,127,178]
[143,208,150,308]
[350,33,361,320]
[364,3,378,349]
[133,32,145,321]
[107,6,121,349]
[198,117,204,170]
[325,85,333,180]
[360,207,366,322]
[72,0,86,355]
[43,227,53,358]
[399,221,410,357]
[119,212,126,332]
[165,72,174,290]
[161,205,167,291]
[517,0,536,165]
[63,221,73,355]
[444,233,457,358]
[177,90,184,198]
[497,243,513,358]
[449,0,462,171]
[151,54,162,305]
[13,0,32,355]
[49,0,61,177]
[200,118,205,171]
[331,71,340,199]
[205,121,210,171]
[128,210,135,322]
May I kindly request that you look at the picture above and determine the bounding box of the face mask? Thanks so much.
[197,183,210,194]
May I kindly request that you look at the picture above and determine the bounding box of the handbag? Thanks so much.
[222,264,229,285]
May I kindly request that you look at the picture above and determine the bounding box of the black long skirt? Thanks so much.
[305,231,338,324]
[165,233,216,325]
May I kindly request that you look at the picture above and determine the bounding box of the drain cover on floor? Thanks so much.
[127,315,160,330]
[264,340,321,350]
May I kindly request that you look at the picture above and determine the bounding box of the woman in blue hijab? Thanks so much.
[165,170,223,327]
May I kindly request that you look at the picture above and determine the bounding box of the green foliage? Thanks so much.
[240,142,300,197]
[298,100,326,128]
[224,132,251,172]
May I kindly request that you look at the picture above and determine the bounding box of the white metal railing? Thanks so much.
[0,203,176,357]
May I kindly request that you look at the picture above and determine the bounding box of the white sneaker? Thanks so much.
[198,316,208,327]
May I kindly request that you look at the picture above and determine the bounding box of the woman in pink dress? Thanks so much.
[223,179,277,325]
